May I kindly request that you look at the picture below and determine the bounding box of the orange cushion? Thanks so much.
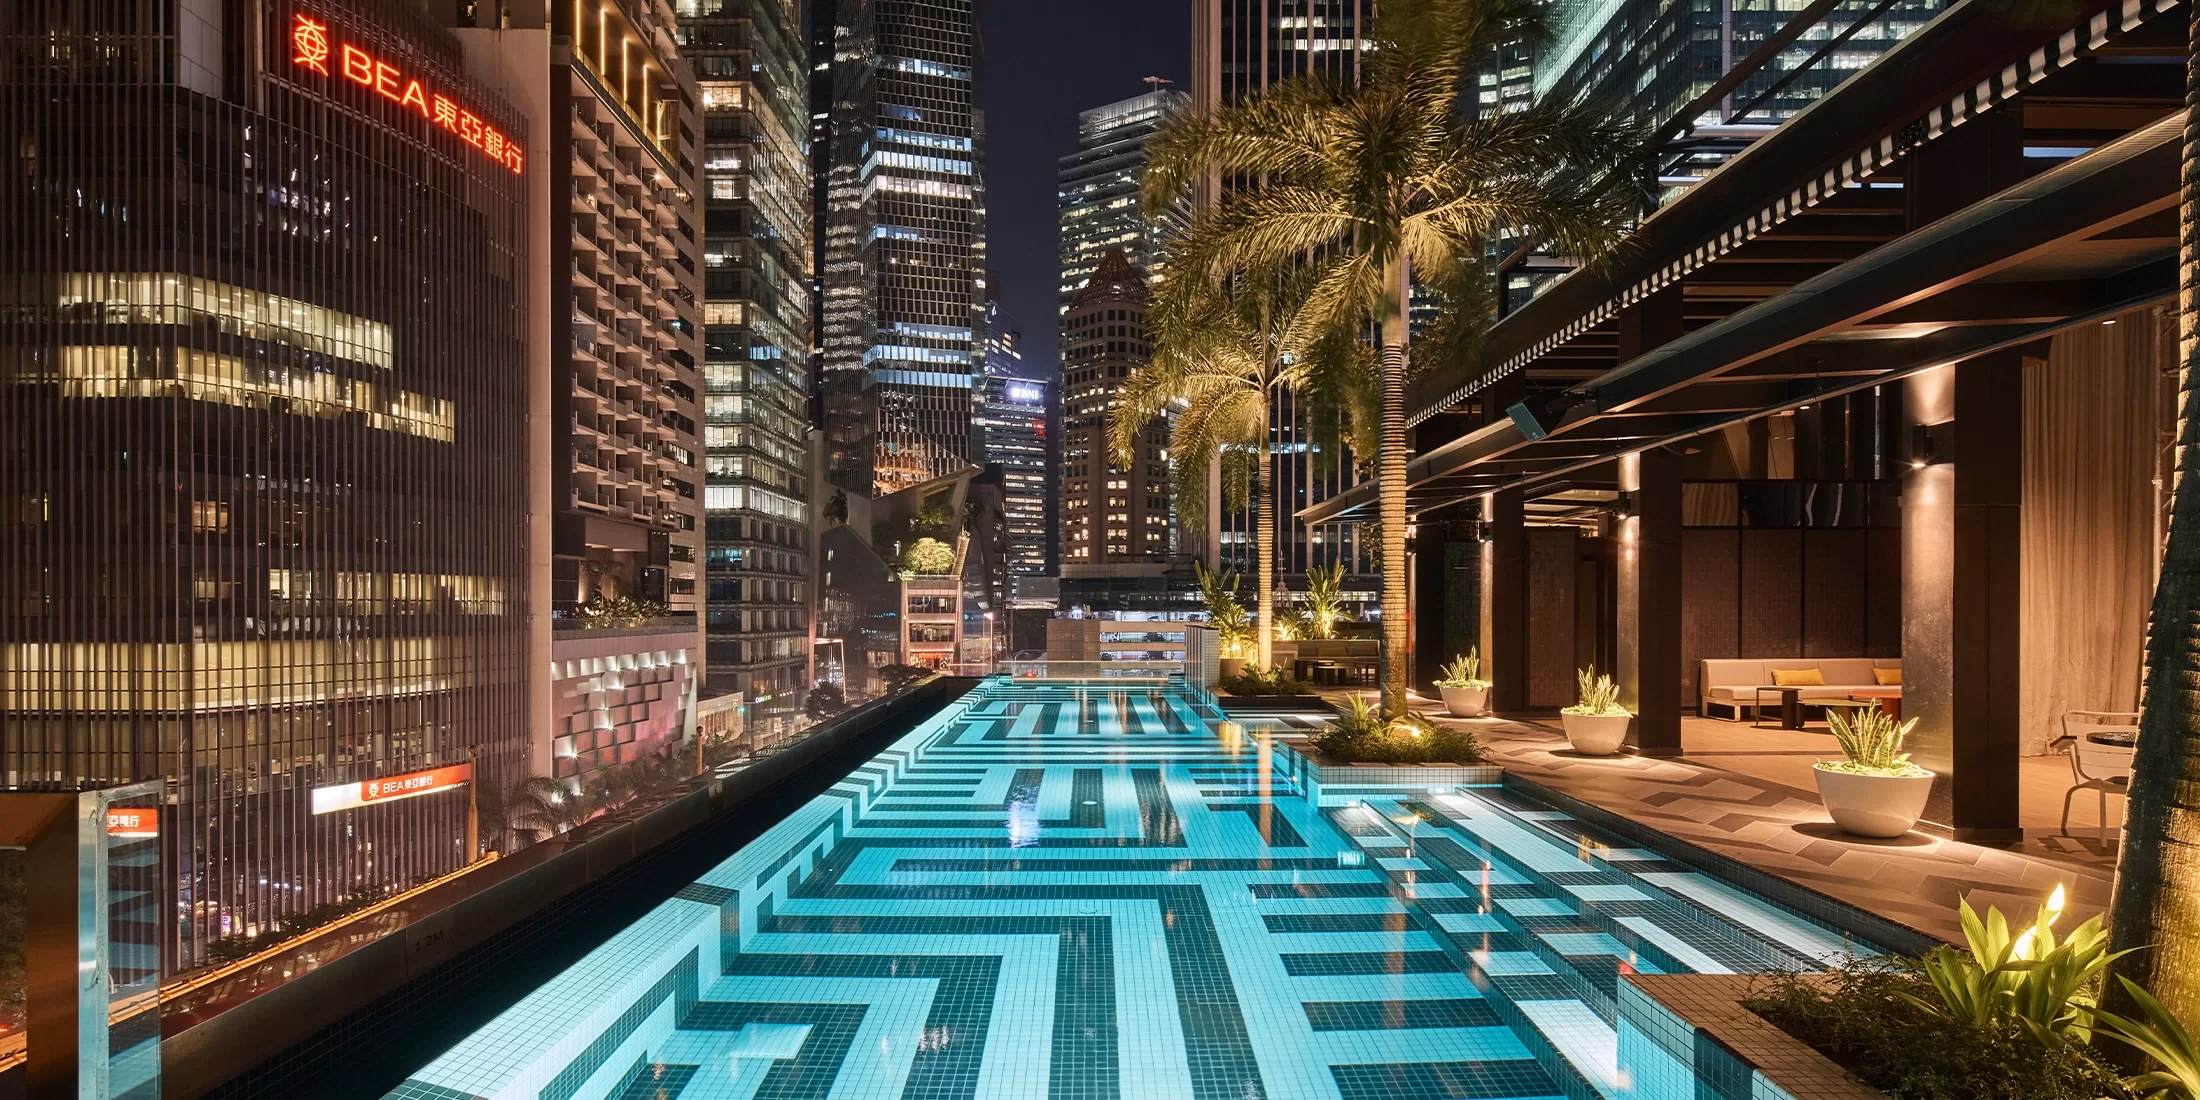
[1873,667,1902,685]
[1770,668,1825,687]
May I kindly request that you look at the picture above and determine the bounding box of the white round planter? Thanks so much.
[1561,712,1630,755]
[1439,684,1489,718]
[1813,765,1935,838]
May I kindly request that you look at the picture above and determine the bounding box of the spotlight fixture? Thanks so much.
[1907,421,1954,468]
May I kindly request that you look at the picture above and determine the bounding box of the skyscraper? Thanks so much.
[1190,0,1376,589]
[818,0,987,498]
[1057,89,1189,315]
[680,0,818,727]
[1060,252,1173,577]
[454,0,707,793]
[2,0,534,970]
[974,296,1048,578]
[1538,0,1943,131]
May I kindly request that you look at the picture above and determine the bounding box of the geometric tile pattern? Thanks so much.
[385,679,1881,1100]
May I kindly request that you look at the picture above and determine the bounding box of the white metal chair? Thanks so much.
[2055,710,2138,834]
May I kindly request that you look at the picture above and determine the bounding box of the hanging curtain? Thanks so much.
[2017,309,2167,754]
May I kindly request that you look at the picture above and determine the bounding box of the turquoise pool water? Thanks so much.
[384,678,1878,1100]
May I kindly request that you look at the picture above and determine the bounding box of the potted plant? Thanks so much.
[1813,706,1932,837]
[1434,649,1491,717]
[1196,562,1254,680]
[1559,667,1630,755]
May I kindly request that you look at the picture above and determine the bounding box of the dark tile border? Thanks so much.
[1499,772,1946,957]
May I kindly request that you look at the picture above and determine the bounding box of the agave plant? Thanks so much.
[1562,668,1625,716]
[1909,889,2124,1047]
[1435,649,1487,689]
[1822,707,1929,777]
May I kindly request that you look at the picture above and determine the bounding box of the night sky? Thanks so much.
[979,0,1191,381]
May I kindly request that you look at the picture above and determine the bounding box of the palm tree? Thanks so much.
[473,775,574,853]
[1142,0,1636,716]
[1108,272,1371,669]
[2104,16,2200,1032]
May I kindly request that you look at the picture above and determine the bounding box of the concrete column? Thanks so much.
[1903,351,2030,843]
[1617,449,1684,755]
[1413,519,1448,693]
[1484,490,1528,713]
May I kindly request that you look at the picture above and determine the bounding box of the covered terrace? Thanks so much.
[1305,0,2187,848]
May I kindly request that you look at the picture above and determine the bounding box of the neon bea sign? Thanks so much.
[291,12,522,175]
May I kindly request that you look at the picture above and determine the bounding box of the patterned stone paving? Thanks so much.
[1382,696,2113,942]
[386,680,1887,1100]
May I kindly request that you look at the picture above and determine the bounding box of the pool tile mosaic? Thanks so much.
[387,679,1884,1100]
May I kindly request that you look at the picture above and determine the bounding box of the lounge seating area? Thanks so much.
[1274,639,1381,685]
[1698,658,1903,725]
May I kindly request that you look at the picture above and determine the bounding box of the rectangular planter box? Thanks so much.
[1620,973,1885,1100]
[1264,737,1503,806]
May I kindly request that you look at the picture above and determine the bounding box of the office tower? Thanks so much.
[1060,252,1172,575]
[678,0,817,729]
[1472,41,1537,119]
[1190,0,1376,588]
[974,296,1048,578]
[452,0,704,792]
[1538,0,1944,135]
[1057,89,1189,314]
[2,0,532,969]
[818,0,987,498]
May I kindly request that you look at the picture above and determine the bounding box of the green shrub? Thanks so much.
[1220,665,1312,696]
[1749,960,2131,1100]
[1196,563,1253,659]
[901,537,955,574]
[1314,696,1483,764]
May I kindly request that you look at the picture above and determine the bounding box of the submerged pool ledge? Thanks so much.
[1262,736,1505,805]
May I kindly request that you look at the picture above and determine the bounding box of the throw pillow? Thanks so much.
[1770,668,1825,687]
[1873,666,1902,685]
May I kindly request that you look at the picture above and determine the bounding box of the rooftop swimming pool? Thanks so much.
[385,679,1881,1100]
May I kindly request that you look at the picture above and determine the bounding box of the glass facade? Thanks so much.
[1539,0,1945,133]
[1056,90,1188,315]
[1060,253,1173,573]
[1,0,532,970]
[679,0,816,727]
[819,0,987,498]
[973,298,1047,578]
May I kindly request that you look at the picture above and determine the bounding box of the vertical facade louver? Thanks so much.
[679,0,817,728]
[820,0,985,498]
[1,0,532,970]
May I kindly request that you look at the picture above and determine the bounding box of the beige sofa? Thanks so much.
[1699,658,1902,721]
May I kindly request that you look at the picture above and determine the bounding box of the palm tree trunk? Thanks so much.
[2107,14,2200,1024]
[1256,394,1275,669]
[1378,258,1412,718]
